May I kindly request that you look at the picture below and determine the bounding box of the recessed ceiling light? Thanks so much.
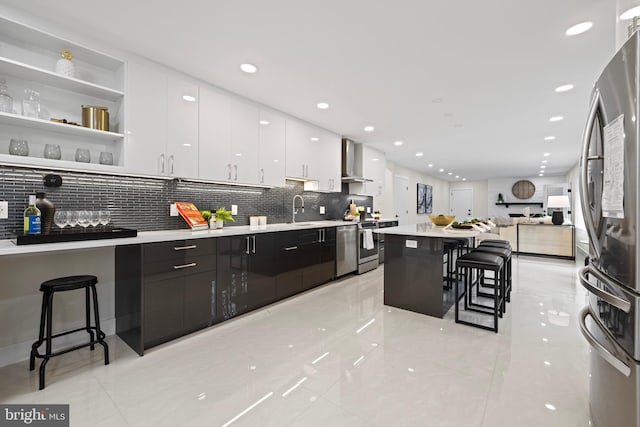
[455,175,459,178]
[448,172,453,175]
[539,173,544,176]
[259,120,269,125]
[621,6,640,20]
[565,22,593,36]
[545,404,556,411]
[316,102,329,109]
[182,95,196,102]
[183,143,192,147]
[439,168,444,172]
[549,116,564,122]
[240,63,257,73]
[544,136,556,141]
[273,159,279,163]
[310,137,319,141]
[416,152,424,157]
[364,126,375,132]
[555,84,574,93]
[394,141,403,146]
[541,165,546,169]
[542,160,548,163]
[427,164,433,168]
[544,152,551,156]
[235,153,242,157]
[462,178,467,181]
[372,158,379,161]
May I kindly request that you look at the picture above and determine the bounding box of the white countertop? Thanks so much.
[373,223,480,238]
[0,220,355,256]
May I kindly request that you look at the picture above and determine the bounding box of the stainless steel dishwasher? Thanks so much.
[336,224,358,277]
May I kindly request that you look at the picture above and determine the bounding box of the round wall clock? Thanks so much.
[512,180,535,199]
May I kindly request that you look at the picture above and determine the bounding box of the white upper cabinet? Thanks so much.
[258,110,286,187]
[349,145,386,196]
[125,60,167,175]
[167,77,198,178]
[229,98,259,184]
[285,118,312,180]
[315,129,342,192]
[198,86,231,181]
[0,16,125,172]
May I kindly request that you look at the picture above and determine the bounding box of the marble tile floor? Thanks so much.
[0,256,591,426]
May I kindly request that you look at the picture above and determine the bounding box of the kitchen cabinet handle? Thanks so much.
[305,164,309,177]
[173,245,197,251]
[169,155,174,175]
[260,168,264,183]
[227,164,232,180]
[234,164,238,181]
[173,262,197,270]
[284,246,298,251]
[578,266,631,313]
[160,153,165,174]
[318,229,322,242]
[246,236,250,255]
[301,164,305,177]
[579,88,603,262]
[579,306,631,377]
[252,235,256,253]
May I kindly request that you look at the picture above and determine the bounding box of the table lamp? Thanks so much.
[547,195,570,225]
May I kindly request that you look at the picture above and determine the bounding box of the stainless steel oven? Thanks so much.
[357,221,379,274]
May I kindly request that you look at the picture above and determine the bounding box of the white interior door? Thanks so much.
[394,175,409,225]
[450,188,473,220]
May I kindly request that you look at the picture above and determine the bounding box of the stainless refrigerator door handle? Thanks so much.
[579,88,602,261]
[578,266,631,313]
[174,262,197,270]
[246,236,250,255]
[169,155,174,175]
[579,307,632,377]
[252,235,256,254]
[301,164,305,177]
[160,153,165,174]
[173,245,197,251]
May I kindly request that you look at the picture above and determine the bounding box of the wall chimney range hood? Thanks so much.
[342,139,373,183]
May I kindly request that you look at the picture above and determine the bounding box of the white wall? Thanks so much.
[382,160,449,224]
[449,180,489,218]
[487,176,567,218]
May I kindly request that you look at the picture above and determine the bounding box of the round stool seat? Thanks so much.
[39,275,98,292]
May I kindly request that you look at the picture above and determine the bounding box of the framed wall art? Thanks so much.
[417,183,432,214]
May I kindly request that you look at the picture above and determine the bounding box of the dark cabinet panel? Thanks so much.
[144,276,185,348]
[184,271,216,333]
[216,234,276,322]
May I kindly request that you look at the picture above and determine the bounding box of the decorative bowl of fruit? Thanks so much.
[429,214,455,226]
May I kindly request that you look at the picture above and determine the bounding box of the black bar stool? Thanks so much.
[29,275,109,390]
[473,246,512,305]
[478,239,511,250]
[443,239,459,289]
[455,252,505,333]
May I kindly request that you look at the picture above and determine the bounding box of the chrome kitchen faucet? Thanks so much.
[292,194,305,223]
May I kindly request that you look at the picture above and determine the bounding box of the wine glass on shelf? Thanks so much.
[67,211,79,228]
[77,210,90,230]
[53,210,68,230]
[98,210,111,227]
[89,211,100,228]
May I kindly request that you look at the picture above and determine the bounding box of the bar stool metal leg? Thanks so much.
[86,286,95,351]
[91,284,109,364]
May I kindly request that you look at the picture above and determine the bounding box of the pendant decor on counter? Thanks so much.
[35,192,56,234]
[55,49,75,78]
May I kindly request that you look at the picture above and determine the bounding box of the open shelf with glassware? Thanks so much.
[0,15,125,170]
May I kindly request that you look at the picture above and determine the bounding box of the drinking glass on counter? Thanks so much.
[67,211,79,228]
[98,210,110,226]
[77,210,90,229]
[89,211,100,227]
[54,211,68,229]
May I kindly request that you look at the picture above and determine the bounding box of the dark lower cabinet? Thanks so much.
[216,233,276,323]
[115,238,216,355]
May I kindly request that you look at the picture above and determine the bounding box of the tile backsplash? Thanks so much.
[0,165,373,239]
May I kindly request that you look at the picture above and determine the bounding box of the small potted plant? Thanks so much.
[214,207,235,229]
[200,210,212,228]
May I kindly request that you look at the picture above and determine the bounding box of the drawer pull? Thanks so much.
[174,262,197,270]
[284,246,298,251]
[174,245,197,251]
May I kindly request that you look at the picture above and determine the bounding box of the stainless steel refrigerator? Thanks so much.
[579,31,640,427]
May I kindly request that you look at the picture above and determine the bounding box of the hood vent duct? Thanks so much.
[341,139,373,183]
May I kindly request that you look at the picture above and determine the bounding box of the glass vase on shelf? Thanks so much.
[55,49,75,78]
[0,78,13,113]
[22,89,41,119]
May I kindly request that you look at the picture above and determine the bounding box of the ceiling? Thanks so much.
[4,0,621,181]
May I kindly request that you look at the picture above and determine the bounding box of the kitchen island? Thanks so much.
[375,223,479,318]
